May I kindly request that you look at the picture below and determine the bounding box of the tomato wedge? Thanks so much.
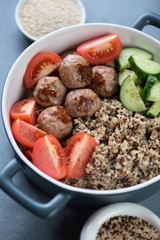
[12,119,46,148]
[77,33,122,65]
[64,132,97,179]
[32,135,67,180]
[24,52,62,88]
[10,97,37,125]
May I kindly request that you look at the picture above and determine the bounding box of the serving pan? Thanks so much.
[0,12,160,219]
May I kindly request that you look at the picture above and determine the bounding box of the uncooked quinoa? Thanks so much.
[20,0,82,39]
[61,98,160,190]
[96,215,160,240]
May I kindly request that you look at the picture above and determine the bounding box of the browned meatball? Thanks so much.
[91,66,118,98]
[33,76,67,107]
[59,54,92,89]
[37,106,72,140]
[64,89,101,117]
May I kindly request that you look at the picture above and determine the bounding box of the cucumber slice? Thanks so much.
[120,76,146,112]
[141,75,157,101]
[146,81,160,102]
[117,47,153,70]
[136,86,143,97]
[128,56,160,78]
[146,100,160,117]
[118,69,142,86]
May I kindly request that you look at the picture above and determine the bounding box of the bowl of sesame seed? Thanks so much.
[15,0,86,41]
[80,202,160,240]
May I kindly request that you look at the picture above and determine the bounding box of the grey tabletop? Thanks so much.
[1,0,160,240]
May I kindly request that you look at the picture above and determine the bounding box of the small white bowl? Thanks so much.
[15,0,86,41]
[80,202,160,240]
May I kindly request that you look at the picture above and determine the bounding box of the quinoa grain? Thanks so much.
[96,215,160,240]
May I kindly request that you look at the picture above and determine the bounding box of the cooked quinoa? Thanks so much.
[61,98,160,190]
[20,0,82,39]
[96,215,160,240]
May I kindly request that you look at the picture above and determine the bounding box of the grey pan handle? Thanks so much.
[131,11,160,30]
[0,158,72,219]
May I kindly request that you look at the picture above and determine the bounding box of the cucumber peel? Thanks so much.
[117,47,153,70]
[128,55,160,78]
[141,75,157,101]
[146,81,160,102]
[147,100,160,117]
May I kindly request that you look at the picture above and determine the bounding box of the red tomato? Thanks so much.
[32,135,67,180]
[12,119,46,148]
[77,34,122,65]
[10,97,37,125]
[65,132,97,179]
[24,52,62,88]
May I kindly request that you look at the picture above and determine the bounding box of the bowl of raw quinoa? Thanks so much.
[1,14,160,219]
[15,0,86,41]
[80,202,160,240]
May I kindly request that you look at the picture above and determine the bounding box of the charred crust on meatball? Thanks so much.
[51,106,72,124]
[33,76,67,107]
[78,65,92,84]
[37,106,72,140]
[91,66,119,98]
[64,88,101,117]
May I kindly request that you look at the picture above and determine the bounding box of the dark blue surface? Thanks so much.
[0,1,160,239]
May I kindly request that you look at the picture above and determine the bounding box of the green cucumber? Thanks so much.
[141,75,157,101]
[120,76,146,112]
[146,100,160,117]
[136,86,143,97]
[118,69,142,86]
[146,81,160,102]
[117,47,153,70]
[128,56,160,78]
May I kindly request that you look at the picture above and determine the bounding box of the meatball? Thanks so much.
[59,54,92,89]
[33,76,67,107]
[64,89,101,117]
[37,106,72,140]
[90,66,118,98]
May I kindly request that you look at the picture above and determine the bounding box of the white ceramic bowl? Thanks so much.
[1,22,160,218]
[15,0,86,41]
[80,202,160,240]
